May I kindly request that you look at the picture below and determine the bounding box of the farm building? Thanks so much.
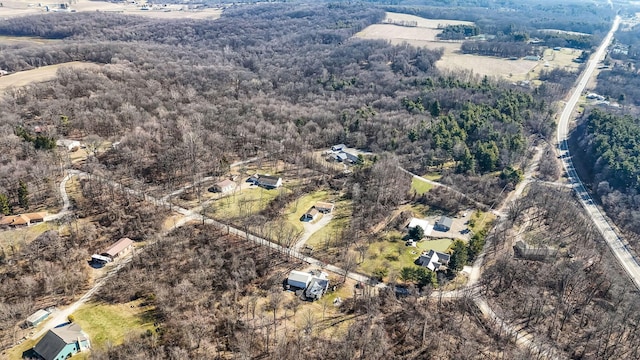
[435,216,453,232]
[26,309,50,327]
[314,202,334,214]
[302,208,319,222]
[90,254,112,265]
[103,237,134,260]
[331,144,346,151]
[287,270,312,290]
[23,212,46,224]
[56,139,81,151]
[417,249,450,271]
[513,241,558,261]
[212,179,236,194]
[33,322,90,360]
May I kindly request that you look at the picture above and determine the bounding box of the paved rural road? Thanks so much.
[555,16,640,290]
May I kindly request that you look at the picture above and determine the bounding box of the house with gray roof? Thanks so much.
[417,249,450,271]
[33,323,90,360]
[435,215,453,232]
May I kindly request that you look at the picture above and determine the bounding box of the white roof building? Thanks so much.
[407,218,433,236]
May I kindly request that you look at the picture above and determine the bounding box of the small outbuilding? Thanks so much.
[314,202,334,214]
[331,144,346,152]
[212,179,236,194]
[302,208,319,222]
[287,270,312,290]
[103,237,134,260]
[435,216,453,232]
[26,309,50,327]
[513,240,558,261]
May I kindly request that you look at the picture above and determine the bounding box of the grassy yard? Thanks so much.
[306,198,352,250]
[72,300,156,350]
[283,190,330,233]
[209,186,284,220]
[411,177,433,195]
[358,233,452,280]
[468,210,496,234]
[0,222,56,249]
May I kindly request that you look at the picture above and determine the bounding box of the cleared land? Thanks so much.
[411,177,433,195]
[0,0,222,19]
[0,62,100,90]
[72,301,156,350]
[355,12,580,80]
[358,234,452,280]
[0,36,59,46]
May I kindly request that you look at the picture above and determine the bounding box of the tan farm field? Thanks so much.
[354,12,581,81]
[0,62,100,90]
[0,0,222,19]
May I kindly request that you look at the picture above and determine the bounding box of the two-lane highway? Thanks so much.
[556,16,640,290]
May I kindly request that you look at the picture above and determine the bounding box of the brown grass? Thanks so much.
[0,62,100,90]
[0,0,222,19]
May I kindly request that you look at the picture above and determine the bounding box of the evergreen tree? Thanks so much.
[408,225,425,240]
[448,239,468,272]
[17,180,29,210]
[0,194,10,215]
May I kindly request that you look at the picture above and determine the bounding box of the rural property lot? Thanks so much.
[355,11,579,81]
[0,62,100,90]
[0,0,222,19]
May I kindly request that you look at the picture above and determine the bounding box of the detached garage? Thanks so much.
[287,270,312,290]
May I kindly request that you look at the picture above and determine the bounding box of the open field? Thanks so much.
[0,36,59,46]
[72,300,156,350]
[0,222,56,249]
[207,185,284,220]
[354,12,582,81]
[0,62,100,90]
[411,177,433,195]
[358,234,452,280]
[0,0,222,19]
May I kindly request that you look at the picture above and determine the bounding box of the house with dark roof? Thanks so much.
[417,249,450,271]
[33,323,90,360]
[435,216,453,232]
[256,175,282,189]
[102,237,134,260]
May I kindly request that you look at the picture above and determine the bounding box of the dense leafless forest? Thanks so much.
[1,0,635,358]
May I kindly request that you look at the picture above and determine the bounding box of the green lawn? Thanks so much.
[422,173,442,181]
[72,301,156,350]
[209,186,284,220]
[306,198,352,250]
[468,210,496,235]
[283,190,330,233]
[411,177,433,195]
[358,234,452,280]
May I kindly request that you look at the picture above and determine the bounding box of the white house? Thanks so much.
[407,218,433,236]
[417,249,450,271]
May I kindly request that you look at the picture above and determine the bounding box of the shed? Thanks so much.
[26,309,50,327]
[435,216,453,232]
[287,270,312,290]
[302,208,319,222]
[34,322,90,360]
[103,237,134,260]
[513,240,558,261]
[314,202,334,214]
[331,144,345,152]
[23,212,47,224]
[212,179,236,194]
